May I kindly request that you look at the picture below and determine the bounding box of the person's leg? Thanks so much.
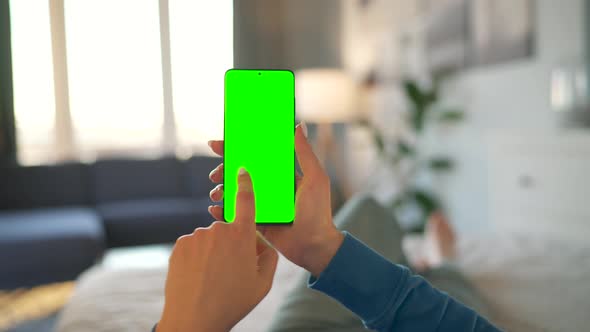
[268,193,407,332]
[267,196,492,331]
[424,211,456,267]
[333,193,408,264]
[418,213,493,319]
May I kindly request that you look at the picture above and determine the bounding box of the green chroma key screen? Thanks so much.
[224,69,295,224]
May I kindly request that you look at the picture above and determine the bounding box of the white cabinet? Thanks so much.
[488,131,590,241]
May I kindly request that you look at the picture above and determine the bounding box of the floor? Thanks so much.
[4,244,172,332]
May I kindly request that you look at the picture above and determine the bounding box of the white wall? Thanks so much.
[342,0,587,232]
[436,0,585,232]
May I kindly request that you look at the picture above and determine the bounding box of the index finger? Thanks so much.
[234,168,256,233]
[295,123,324,178]
[207,140,224,157]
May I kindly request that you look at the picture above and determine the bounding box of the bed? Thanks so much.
[54,230,590,332]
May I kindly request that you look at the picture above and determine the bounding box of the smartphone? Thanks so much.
[224,69,295,224]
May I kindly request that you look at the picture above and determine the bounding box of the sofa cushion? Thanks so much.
[98,197,213,247]
[0,163,90,210]
[185,156,222,197]
[0,208,105,289]
[91,157,185,203]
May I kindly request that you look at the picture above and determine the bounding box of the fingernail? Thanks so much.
[300,122,308,138]
[237,168,253,192]
[208,141,213,147]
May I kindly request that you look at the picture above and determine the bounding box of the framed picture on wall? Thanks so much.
[424,0,535,73]
[424,0,469,73]
[469,0,535,66]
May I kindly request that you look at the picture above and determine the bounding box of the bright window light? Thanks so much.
[9,0,233,164]
[9,0,56,165]
[169,0,233,154]
[64,0,164,158]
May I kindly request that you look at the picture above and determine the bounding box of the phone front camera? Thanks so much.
[258,72,261,75]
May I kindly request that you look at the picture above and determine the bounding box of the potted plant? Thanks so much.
[359,77,464,233]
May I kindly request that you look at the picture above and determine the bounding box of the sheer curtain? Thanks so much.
[10,0,233,165]
[10,0,56,165]
[169,0,232,157]
[65,0,165,159]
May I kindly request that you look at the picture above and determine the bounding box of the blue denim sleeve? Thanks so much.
[308,232,501,332]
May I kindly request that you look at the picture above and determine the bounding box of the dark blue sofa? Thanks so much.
[0,156,220,289]
[0,163,103,289]
[93,156,220,247]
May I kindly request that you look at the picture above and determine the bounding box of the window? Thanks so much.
[10,0,56,165]
[65,0,165,158]
[9,0,233,165]
[169,1,233,154]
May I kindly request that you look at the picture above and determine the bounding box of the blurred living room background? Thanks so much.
[1,0,590,331]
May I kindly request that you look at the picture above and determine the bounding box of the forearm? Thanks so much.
[308,232,500,332]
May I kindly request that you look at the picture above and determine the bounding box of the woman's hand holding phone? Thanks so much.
[208,123,345,277]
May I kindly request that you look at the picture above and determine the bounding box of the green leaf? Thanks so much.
[397,140,415,157]
[391,188,440,232]
[406,224,426,234]
[403,80,438,107]
[403,80,439,132]
[372,131,385,155]
[412,107,426,132]
[391,195,406,210]
[412,189,440,218]
[429,157,454,172]
[403,80,424,107]
[438,110,465,123]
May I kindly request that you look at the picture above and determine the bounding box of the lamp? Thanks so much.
[296,69,358,123]
[295,69,358,199]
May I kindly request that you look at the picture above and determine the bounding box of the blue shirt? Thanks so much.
[309,232,501,331]
[154,232,501,332]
